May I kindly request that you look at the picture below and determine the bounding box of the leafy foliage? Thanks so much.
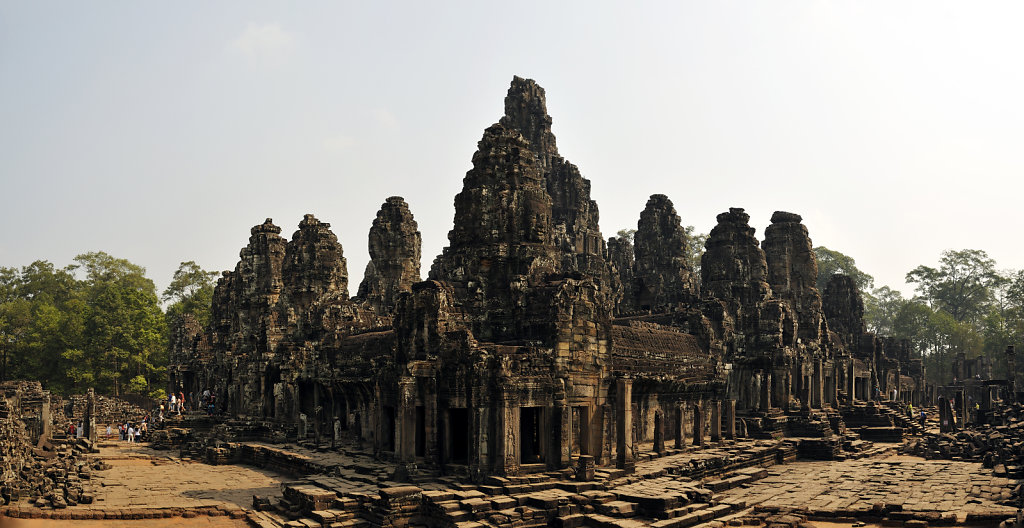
[684,225,708,280]
[814,246,874,293]
[163,261,219,328]
[906,249,1004,324]
[0,253,167,396]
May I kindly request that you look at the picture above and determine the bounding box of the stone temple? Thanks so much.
[169,76,927,481]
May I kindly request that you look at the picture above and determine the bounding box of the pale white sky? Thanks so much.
[3,2,1023,298]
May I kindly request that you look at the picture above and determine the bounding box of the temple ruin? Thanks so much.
[168,76,929,481]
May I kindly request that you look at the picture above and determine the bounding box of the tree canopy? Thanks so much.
[906,249,1004,324]
[163,261,219,328]
[814,246,875,293]
[0,253,169,396]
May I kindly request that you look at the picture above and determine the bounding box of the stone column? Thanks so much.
[615,378,634,471]
[831,363,840,407]
[710,400,722,442]
[812,359,824,409]
[674,404,685,449]
[371,384,382,451]
[725,399,736,440]
[653,410,665,454]
[600,403,613,466]
[40,393,51,441]
[499,395,519,476]
[84,388,97,444]
[558,401,571,468]
[397,376,416,464]
[692,402,704,447]
[425,392,438,462]
[848,359,857,403]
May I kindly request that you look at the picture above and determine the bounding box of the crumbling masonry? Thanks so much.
[169,77,925,481]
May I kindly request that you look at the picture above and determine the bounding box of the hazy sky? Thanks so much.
[3,2,1023,299]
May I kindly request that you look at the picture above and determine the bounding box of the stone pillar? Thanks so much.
[298,413,307,440]
[333,417,341,449]
[397,376,416,464]
[499,395,519,476]
[84,388,97,444]
[600,403,613,466]
[710,400,721,442]
[848,359,857,403]
[425,392,438,462]
[470,405,489,478]
[558,401,571,468]
[692,402,704,447]
[784,370,793,410]
[674,405,685,449]
[812,359,824,409]
[725,400,736,440]
[40,393,51,441]
[760,371,772,410]
[653,410,665,454]
[615,378,634,471]
[831,363,840,407]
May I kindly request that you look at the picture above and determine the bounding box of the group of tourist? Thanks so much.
[66,421,84,438]
[115,416,150,442]
[163,388,218,418]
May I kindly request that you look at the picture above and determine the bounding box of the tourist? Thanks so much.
[169,393,176,416]
[68,422,76,438]
[920,410,926,426]
[178,390,185,414]
[106,424,112,438]
[127,424,135,443]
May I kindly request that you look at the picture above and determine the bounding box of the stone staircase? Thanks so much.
[241,441,789,528]
[881,401,927,436]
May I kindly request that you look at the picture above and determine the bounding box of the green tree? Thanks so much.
[864,286,904,336]
[684,225,708,279]
[74,252,167,396]
[906,249,1003,324]
[814,246,875,293]
[162,261,219,328]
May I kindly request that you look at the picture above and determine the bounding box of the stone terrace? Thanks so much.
[717,456,1017,524]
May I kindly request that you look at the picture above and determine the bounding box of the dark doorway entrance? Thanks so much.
[520,407,543,464]
[382,406,396,452]
[449,408,469,463]
[415,405,426,457]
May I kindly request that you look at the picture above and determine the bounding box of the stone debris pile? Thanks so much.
[0,383,102,511]
[53,393,150,426]
[903,401,1024,493]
